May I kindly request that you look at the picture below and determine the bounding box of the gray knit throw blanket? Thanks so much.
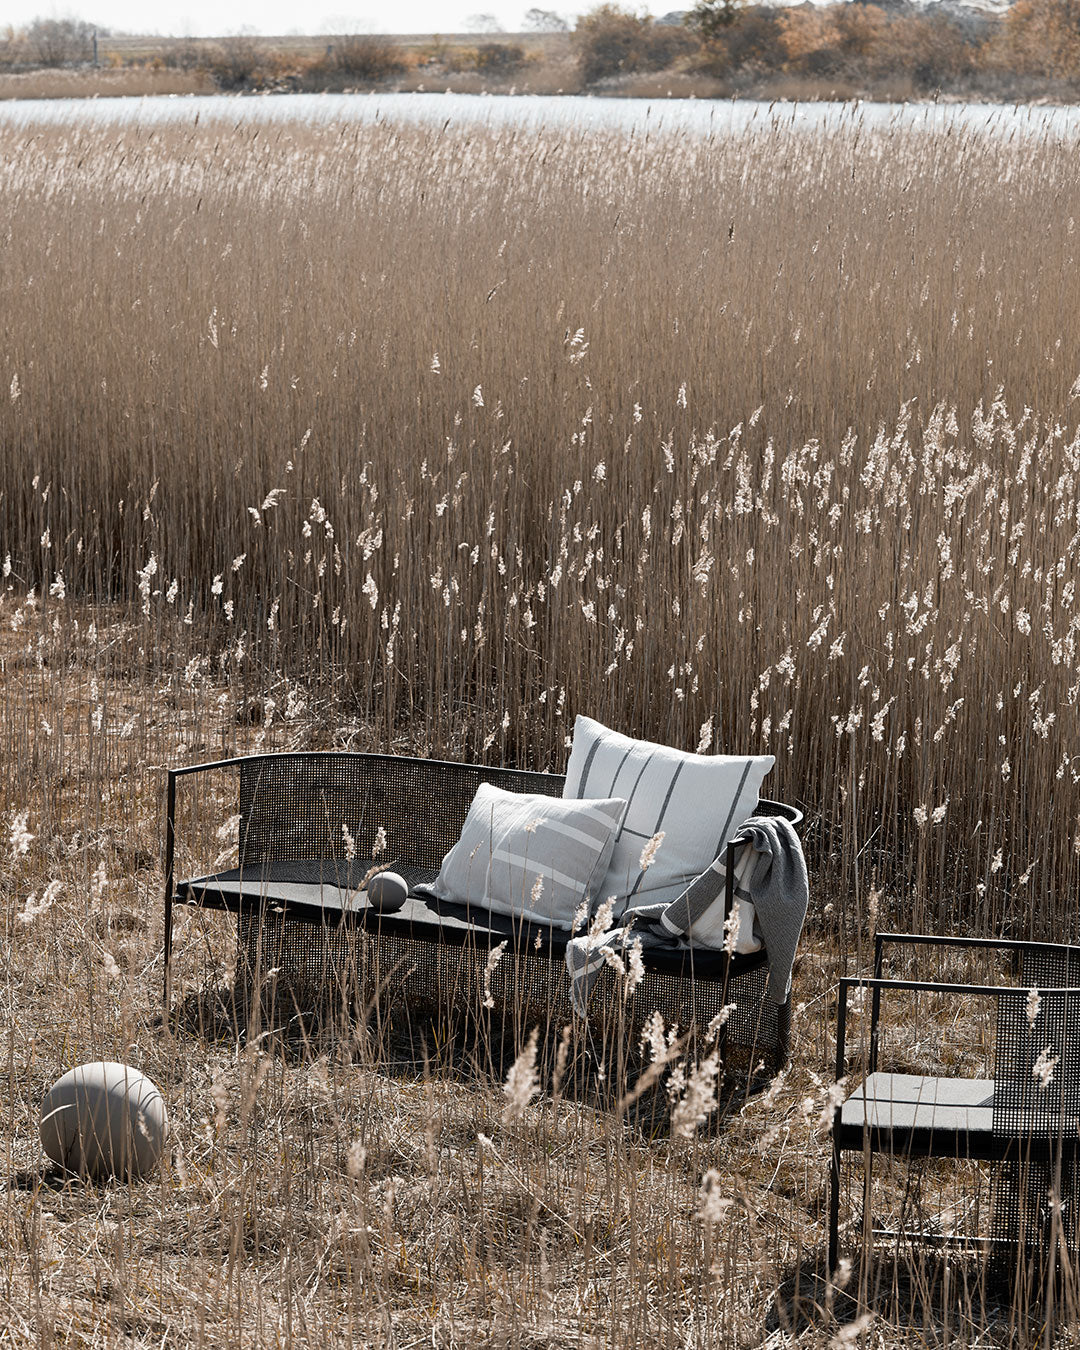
[564,815,808,1016]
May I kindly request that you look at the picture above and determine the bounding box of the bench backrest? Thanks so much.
[236,750,799,882]
[238,753,564,875]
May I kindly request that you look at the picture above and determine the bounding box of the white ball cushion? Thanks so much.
[366,870,409,912]
[429,782,626,928]
[40,1061,168,1179]
[563,714,774,911]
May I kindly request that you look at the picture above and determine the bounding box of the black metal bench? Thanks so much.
[164,751,802,1070]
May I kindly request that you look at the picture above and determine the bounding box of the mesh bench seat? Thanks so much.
[164,751,803,1069]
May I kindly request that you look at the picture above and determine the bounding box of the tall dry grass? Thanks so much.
[3,110,1080,1346]
[3,112,1080,936]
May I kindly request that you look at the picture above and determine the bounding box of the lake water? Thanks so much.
[1,90,1079,140]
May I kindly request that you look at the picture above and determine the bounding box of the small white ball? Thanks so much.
[366,870,409,913]
[40,1062,168,1180]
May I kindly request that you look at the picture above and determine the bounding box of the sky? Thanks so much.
[3,1,601,37]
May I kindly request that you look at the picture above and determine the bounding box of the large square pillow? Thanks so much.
[428,782,627,928]
[563,715,774,912]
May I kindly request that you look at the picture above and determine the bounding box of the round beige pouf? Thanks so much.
[40,1061,169,1179]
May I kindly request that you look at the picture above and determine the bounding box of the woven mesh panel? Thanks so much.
[990,963,1080,1271]
[237,754,793,870]
[236,913,781,1060]
[753,801,792,821]
[238,911,356,992]
[993,989,1080,1140]
[722,960,778,1055]
[1019,945,1080,989]
[238,756,563,871]
[989,1156,1079,1279]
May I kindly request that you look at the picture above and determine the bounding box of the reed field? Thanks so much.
[3,110,1080,1345]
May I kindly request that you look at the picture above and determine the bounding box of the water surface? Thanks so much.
[1,90,1079,140]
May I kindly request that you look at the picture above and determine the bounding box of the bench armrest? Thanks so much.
[873,932,1076,962]
[838,972,1080,1080]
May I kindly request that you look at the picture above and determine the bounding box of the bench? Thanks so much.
[164,751,803,1071]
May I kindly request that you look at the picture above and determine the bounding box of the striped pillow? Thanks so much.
[563,715,774,913]
[430,782,627,928]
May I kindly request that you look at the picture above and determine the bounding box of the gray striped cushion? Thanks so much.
[563,715,774,912]
[429,783,627,927]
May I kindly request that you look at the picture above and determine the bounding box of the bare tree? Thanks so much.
[0,25,21,67]
[523,7,569,30]
[206,29,269,90]
[464,13,503,32]
[685,0,741,42]
[26,16,102,66]
[326,33,405,80]
[574,4,696,83]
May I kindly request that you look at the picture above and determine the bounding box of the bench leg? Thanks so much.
[828,1124,842,1275]
[163,769,176,1015]
[163,889,173,1013]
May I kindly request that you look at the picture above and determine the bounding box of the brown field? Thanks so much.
[0,66,214,98]
[3,111,1080,1345]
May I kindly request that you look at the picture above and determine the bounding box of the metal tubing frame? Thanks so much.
[715,838,738,1062]
[163,769,177,1009]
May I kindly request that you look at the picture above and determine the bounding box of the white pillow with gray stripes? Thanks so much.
[429,782,627,928]
[563,715,775,913]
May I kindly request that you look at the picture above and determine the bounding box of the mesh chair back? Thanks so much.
[991,951,1080,1276]
[1020,944,1080,992]
[237,754,798,875]
[993,948,1080,1141]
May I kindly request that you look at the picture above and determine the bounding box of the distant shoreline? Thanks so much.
[2,70,1079,108]
[3,13,1080,108]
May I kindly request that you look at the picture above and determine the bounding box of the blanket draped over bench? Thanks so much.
[565,814,809,1015]
[164,751,806,1072]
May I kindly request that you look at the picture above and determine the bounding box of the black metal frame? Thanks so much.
[828,931,1080,1275]
[163,751,803,1069]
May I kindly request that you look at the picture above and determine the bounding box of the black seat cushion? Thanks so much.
[177,859,763,981]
